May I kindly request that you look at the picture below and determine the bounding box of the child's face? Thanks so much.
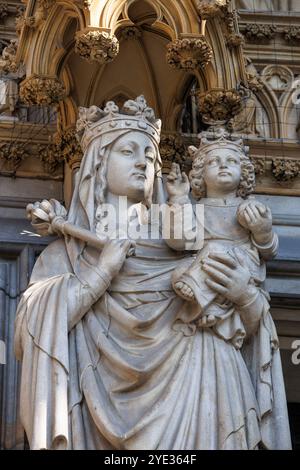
[203,148,242,195]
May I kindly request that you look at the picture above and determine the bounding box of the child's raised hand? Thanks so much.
[166,162,190,201]
[237,200,273,243]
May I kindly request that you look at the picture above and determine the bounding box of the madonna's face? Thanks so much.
[203,148,242,195]
[106,131,156,203]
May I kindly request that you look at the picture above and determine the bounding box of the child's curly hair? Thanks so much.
[189,146,255,200]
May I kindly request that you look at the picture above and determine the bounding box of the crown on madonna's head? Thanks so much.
[76,95,162,152]
[189,126,250,160]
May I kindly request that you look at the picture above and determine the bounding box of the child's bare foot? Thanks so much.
[174,281,195,301]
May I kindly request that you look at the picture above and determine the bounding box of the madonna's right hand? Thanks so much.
[98,238,133,279]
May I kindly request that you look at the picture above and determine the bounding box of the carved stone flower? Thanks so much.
[272,158,299,182]
[19,75,66,106]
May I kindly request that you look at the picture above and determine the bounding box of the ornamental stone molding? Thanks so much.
[0,3,8,22]
[243,24,277,42]
[0,142,28,173]
[19,74,66,106]
[75,29,119,64]
[166,36,213,70]
[196,88,243,125]
[262,65,294,94]
[54,127,83,171]
[38,144,64,174]
[195,0,231,19]
[159,134,187,173]
[272,158,300,182]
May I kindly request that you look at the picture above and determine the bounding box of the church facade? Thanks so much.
[0,0,300,449]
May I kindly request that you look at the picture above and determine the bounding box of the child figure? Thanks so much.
[165,129,278,326]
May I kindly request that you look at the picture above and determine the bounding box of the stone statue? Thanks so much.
[14,97,291,449]
[166,129,277,330]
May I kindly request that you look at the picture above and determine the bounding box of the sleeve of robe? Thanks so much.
[14,239,110,450]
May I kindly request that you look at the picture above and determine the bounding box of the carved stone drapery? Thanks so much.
[159,134,187,173]
[196,88,243,125]
[75,29,119,64]
[54,127,83,171]
[38,144,64,174]
[243,24,277,42]
[19,74,66,106]
[195,0,231,19]
[272,158,300,182]
[0,142,28,173]
[166,36,213,70]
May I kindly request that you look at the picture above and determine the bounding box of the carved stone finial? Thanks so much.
[167,36,212,70]
[159,134,187,173]
[54,127,83,171]
[196,88,243,126]
[272,158,299,182]
[196,0,231,19]
[19,74,66,106]
[75,29,119,64]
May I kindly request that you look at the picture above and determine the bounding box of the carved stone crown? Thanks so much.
[190,127,249,158]
[76,95,162,152]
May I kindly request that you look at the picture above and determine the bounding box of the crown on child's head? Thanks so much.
[76,95,162,153]
[189,126,250,160]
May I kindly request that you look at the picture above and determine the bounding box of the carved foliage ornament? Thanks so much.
[250,157,265,176]
[0,142,28,173]
[272,158,299,182]
[196,88,243,125]
[38,144,64,174]
[244,24,277,41]
[20,75,66,106]
[54,127,83,171]
[0,4,8,22]
[196,0,231,19]
[75,30,119,64]
[283,26,300,43]
[0,40,19,75]
[167,36,212,70]
[159,134,187,172]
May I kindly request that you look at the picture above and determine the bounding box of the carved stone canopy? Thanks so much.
[166,36,213,70]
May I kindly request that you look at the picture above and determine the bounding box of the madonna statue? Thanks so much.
[14,96,291,450]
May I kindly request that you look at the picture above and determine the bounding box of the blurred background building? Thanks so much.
[0,0,299,449]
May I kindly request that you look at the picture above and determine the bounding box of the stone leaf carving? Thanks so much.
[159,134,187,172]
[19,74,66,106]
[0,3,8,22]
[38,144,64,174]
[283,26,300,43]
[272,158,300,182]
[196,0,231,19]
[54,127,84,171]
[75,30,119,64]
[251,157,266,176]
[244,24,277,41]
[166,36,213,70]
[196,88,243,125]
[0,142,28,173]
[226,32,245,48]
